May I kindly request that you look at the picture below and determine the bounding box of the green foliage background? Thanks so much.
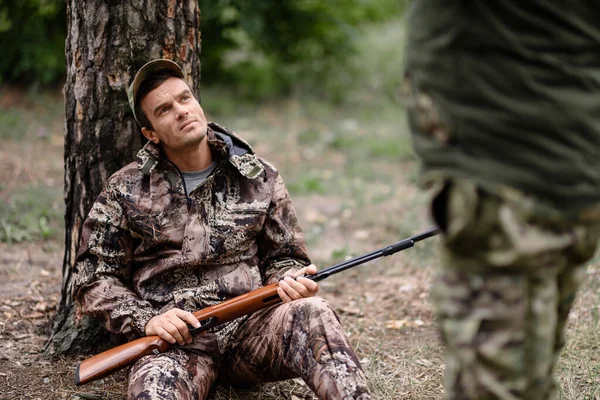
[198,0,404,98]
[0,0,66,86]
[0,0,404,97]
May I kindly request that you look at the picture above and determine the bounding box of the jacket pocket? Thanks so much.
[209,205,268,255]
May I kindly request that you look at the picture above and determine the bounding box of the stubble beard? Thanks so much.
[179,122,207,148]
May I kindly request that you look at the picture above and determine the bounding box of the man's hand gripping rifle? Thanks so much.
[75,226,440,386]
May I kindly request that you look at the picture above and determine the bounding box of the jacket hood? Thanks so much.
[136,122,264,179]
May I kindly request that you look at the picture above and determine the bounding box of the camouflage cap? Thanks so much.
[127,59,185,124]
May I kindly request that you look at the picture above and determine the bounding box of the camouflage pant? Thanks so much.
[128,297,370,400]
[430,179,600,400]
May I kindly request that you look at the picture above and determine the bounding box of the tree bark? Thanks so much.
[46,0,201,355]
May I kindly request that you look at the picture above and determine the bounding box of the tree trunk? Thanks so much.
[46,0,201,355]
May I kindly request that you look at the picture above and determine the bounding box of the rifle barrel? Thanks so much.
[309,226,440,282]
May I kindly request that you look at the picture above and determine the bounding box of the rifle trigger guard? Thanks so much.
[188,316,218,334]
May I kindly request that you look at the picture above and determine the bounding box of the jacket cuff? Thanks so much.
[265,259,308,284]
[130,306,161,336]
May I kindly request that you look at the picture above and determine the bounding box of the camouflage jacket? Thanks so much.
[404,0,600,218]
[73,123,310,348]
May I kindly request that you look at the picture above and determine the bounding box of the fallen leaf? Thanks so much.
[23,312,45,319]
[31,302,50,312]
[304,209,327,224]
[386,319,407,329]
[353,230,370,240]
[398,284,413,292]
[13,334,31,340]
[337,306,362,316]
[291,378,306,386]
[386,319,425,330]
[77,392,104,400]
[416,359,435,367]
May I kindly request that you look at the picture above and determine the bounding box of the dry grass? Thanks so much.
[556,261,600,399]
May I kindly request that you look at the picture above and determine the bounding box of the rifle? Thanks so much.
[75,226,440,386]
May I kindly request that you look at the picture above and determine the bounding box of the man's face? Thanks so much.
[140,77,208,152]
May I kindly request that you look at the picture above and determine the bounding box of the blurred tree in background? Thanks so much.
[0,0,403,97]
[198,0,404,99]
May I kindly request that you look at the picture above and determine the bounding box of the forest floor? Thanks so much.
[2,62,600,399]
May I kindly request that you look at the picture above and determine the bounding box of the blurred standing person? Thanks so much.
[403,2,600,400]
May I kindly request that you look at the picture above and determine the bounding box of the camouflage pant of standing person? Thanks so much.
[430,178,600,400]
[127,297,371,400]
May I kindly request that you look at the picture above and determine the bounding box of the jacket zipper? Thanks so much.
[165,159,225,209]
[164,159,193,209]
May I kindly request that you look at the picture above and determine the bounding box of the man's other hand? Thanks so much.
[277,264,319,303]
[145,308,201,345]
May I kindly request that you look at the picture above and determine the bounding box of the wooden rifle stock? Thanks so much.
[75,226,440,386]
